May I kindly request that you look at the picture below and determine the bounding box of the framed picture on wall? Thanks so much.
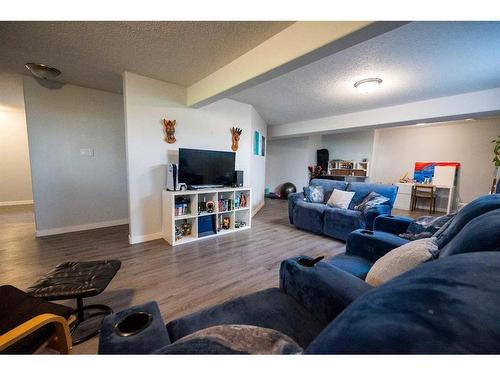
[254,131,266,156]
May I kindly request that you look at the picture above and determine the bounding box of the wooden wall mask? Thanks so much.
[162,118,176,144]
[230,127,242,151]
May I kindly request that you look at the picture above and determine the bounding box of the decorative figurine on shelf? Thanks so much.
[181,220,192,236]
[240,194,247,208]
[206,200,215,213]
[222,217,231,230]
[175,225,183,240]
[230,127,242,152]
[162,118,176,144]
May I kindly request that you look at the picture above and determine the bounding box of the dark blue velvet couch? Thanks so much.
[288,179,398,241]
[327,194,500,279]
[99,201,500,353]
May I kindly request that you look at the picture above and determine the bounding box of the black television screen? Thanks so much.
[178,148,235,187]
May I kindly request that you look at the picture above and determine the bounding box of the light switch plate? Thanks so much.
[80,148,94,157]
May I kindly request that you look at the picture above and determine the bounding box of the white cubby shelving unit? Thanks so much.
[162,187,251,246]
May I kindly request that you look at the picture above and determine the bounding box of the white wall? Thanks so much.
[371,118,500,207]
[321,130,374,179]
[0,73,33,205]
[23,77,128,235]
[265,135,321,193]
[123,72,266,243]
[250,108,267,212]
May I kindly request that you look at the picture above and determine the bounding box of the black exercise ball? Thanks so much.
[281,182,297,198]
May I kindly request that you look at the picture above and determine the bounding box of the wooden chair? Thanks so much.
[411,184,437,214]
[0,285,74,354]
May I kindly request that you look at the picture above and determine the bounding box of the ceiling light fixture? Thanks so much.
[464,118,476,122]
[354,78,383,93]
[25,63,61,80]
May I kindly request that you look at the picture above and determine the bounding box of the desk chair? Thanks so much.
[411,184,436,214]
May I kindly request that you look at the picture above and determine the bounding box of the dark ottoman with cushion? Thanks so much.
[27,260,121,344]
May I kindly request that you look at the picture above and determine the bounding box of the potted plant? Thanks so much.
[491,135,500,194]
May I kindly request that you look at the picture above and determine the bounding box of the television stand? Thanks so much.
[188,184,224,190]
[162,187,251,246]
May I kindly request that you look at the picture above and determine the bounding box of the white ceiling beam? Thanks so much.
[268,87,500,139]
[187,21,409,108]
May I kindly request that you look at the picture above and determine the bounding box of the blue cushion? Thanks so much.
[303,185,324,203]
[323,207,365,241]
[346,182,398,210]
[374,215,414,235]
[287,192,305,224]
[310,179,348,195]
[435,194,500,248]
[293,200,327,235]
[439,209,500,257]
[325,254,374,280]
[166,288,328,349]
[306,252,500,354]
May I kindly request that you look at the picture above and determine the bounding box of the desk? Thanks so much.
[395,183,455,214]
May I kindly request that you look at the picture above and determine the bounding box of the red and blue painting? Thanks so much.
[414,162,460,183]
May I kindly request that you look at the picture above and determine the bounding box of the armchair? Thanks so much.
[0,285,74,354]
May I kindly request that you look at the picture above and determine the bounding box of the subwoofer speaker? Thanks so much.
[234,170,244,187]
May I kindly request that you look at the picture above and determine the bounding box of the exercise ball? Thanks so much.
[281,182,297,198]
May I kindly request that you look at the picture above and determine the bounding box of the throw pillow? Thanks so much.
[326,189,355,209]
[399,214,454,241]
[365,237,438,287]
[303,185,324,203]
[156,324,303,354]
[354,192,390,214]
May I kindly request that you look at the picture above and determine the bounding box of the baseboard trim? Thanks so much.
[0,199,34,207]
[252,201,265,217]
[36,218,129,237]
[128,232,163,245]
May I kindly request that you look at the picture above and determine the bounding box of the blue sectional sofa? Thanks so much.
[288,179,398,241]
[99,196,500,354]
[327,194,500,279]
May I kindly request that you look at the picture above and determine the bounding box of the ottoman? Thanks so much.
[27,260,121,345]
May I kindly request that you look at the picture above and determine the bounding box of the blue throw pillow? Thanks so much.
[303,186,324,203]
[354,192,389,214]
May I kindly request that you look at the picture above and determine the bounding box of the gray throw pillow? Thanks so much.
[399,214,454,242]
[303,185,324,203]
[157,325,303,354]
[354,192,390,214]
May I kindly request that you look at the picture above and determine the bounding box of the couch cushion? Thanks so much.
[323,207,365,241]
[326,189,355,209]
[306,252,500,354]
[346,182,398,210]
[303,185,324,203]
[365,237,437,286]
[157,325,302,354]
[434,194,500,248]
[345,229,410,263]
[310,179,348,196]
[166,288,328,349]
[326,254,374,280]
[293,200,327,235]
[439,208,500,257]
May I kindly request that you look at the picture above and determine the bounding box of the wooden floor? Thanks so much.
[0,199,434,354]
[0,199,344,354]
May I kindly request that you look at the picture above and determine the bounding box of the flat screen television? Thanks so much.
[178,148,235,188]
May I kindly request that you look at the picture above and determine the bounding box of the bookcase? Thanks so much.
[162,187,251,246]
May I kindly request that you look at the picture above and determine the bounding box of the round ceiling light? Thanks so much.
[25,63,61,80]
[354,78,383,93]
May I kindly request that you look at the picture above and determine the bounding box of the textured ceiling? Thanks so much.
[0,21,293,93]
[231,21,500,125]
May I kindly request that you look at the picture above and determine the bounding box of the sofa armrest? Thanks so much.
[345,229,409,263]
[287,192,305,224]
[279,257,373,323]
[363,205,392,230]
[374,215,413,235]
